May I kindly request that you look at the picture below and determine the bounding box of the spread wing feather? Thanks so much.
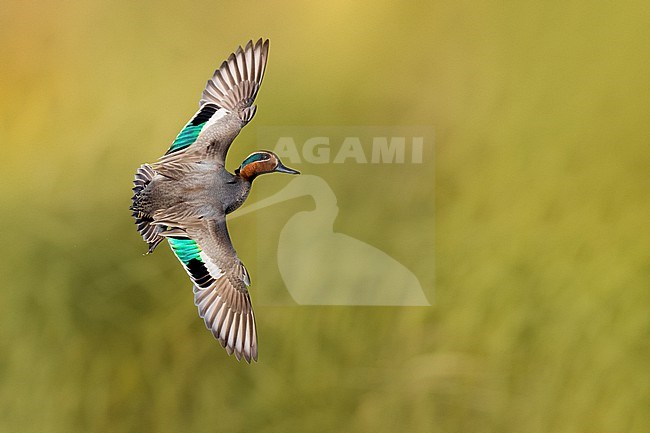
[164,220,257,363]
[157,39,269,167]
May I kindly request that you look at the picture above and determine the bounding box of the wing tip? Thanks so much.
[195,285,258,363]
[199,38,270,114]
[216,334,258,363]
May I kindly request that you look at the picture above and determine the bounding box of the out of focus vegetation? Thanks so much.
[1,1,648,432]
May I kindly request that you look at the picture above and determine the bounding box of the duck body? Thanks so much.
[134,161,251,221]
[130,39,299,363]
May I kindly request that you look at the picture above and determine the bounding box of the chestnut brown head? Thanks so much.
[235,151,300,181]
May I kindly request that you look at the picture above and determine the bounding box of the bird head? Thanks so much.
[235,151,300,180]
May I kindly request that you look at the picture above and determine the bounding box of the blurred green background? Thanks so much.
[1,0,649,432]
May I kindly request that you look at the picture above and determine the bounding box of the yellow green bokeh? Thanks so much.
[1,0,648,431]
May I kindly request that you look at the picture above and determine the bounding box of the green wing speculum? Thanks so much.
[165,103,226,155]
[166,225,257,363]
[160,39,269,164]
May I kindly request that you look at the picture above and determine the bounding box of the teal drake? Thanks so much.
[130,39,299,363]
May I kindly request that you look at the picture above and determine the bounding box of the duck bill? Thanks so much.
[275,163,300,175]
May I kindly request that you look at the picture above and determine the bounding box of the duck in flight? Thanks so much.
[130,39,299,363]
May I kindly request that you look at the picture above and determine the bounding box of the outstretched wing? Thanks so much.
[165,219,257,363]
[200,38,269,120]
[157,39,269,170]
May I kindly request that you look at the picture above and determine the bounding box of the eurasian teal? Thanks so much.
[130,39,299,363]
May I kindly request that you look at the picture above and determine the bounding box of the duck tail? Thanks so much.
[131,164,164,254]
